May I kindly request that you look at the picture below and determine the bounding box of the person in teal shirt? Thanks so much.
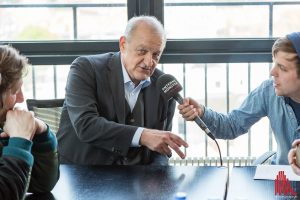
[0,45,59,200]
[178,32,300,165]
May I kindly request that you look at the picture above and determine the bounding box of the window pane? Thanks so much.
[0,8,73,40]
[0,1,127,40]
[23,65,69,99]
[77,7,127,40]
[164,5,269,38]
[273,5,300,37]
[0,0,125,5]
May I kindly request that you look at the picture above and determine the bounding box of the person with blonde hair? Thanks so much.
[179,32,300,165]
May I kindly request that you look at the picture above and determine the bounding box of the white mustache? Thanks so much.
[140,65,151,70]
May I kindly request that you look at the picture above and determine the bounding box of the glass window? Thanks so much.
[0,0,127,40]
[273,5,300,37]
[0,8,73,40]
[23,65,69,99]
[77,7,127,40]
[164,4,269,39]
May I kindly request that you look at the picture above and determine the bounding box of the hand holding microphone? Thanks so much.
[157,73,223,166]
[156,74,215,140]
[178,97,204,122]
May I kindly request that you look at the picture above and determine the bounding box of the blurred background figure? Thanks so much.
[0,45,59,200]
[288,139,300,175]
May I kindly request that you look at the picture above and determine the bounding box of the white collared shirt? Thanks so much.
[121,62,151,147]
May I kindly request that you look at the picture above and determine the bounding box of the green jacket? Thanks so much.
[0,126,59,200]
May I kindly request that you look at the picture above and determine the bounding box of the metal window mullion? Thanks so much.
[248,63,251,157]
[127,0,163,24]
[268,3,274,152]
[204,63,208,157]
[268,62,273,151]
[269,122,273,152]
[226,63,230,157]
[269,3,273,37]
[32,65,36,99]
[72,6,78,40]
[183,63,187,155]
[53,65,58,98]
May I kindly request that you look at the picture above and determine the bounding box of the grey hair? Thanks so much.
[124,15,166,48]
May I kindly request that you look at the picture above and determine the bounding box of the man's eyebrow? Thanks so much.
[285,54,298,62]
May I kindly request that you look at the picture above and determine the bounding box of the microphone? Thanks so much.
[157,73,215,140]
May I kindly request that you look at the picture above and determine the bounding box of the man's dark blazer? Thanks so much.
[57,52,176,165]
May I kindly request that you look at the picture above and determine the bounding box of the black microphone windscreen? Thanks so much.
[156,74,183,100]
[157,73,216,141]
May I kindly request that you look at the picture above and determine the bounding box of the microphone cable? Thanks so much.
[195,114,223,166]
[194,113,223,166]
[213,137,223,166]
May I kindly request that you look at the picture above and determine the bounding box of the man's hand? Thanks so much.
[140,129,188,159]
[178,97,204,121]
[288,139,300,175]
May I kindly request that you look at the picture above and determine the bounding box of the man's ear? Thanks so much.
[119,36,126,52]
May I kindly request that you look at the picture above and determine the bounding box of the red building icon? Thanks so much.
[275,171,297,196]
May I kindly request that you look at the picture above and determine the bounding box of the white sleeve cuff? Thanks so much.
[131,127,144,147]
